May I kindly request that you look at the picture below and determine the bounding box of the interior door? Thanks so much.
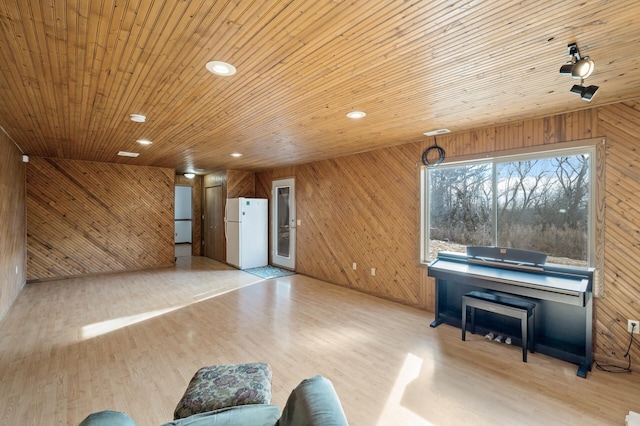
[174,186,192,243]
[272,178,295,269]
[205,185,225,261]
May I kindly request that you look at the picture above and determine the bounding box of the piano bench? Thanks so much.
[461,291,536,362]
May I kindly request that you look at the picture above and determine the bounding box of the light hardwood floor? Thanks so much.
[0,256,638,425]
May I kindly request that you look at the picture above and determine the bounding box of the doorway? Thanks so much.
[272,178,296,270]
[175,185,193,257]
[204,185,225,262]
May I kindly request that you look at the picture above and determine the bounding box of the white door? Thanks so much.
[272,178,295,269]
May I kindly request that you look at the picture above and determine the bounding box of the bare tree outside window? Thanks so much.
[427,152,590,266]
[429,164,492,250]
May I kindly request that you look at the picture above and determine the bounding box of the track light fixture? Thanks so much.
[570,84,599,102]
[560,42,599,102]
[560,43,595,79]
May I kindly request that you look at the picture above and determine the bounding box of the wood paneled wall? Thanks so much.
[202,170,255,198]
[300,147,423,305]
[227,170,256,199]
[595,101,640,369]
[258,147,425,306]
[26,158,175,281]
[0,129,26,320]
[257,101,640,371]
[174,175,203,256]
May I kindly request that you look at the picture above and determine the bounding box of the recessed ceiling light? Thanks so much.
[205,61,236,76]
[423,128,451,136]
[184,173,195,179]
[136,139,152,145]
[118,151,139,157]
[130,114,146,123]
[230,153,242,157]
[346,111,366,119]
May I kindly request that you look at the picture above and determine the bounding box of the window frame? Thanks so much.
[420,137,605,295]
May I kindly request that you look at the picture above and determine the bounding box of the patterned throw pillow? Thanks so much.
[174,363,273,420]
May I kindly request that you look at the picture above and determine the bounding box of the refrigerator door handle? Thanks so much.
[224,203,228,241]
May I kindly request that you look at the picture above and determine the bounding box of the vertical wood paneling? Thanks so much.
[26,158,174,280]
[0,129,26,320]
[174,174,203,256]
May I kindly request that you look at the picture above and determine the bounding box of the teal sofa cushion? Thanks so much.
[162,404,280,426]
[277,375,348,426]
[79,410,138,426]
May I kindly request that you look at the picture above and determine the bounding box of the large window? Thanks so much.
[421,144,598,268]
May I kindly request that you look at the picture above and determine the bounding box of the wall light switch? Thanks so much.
[352,263,357,270]
[371,268,376,276]
[297,219,301,226]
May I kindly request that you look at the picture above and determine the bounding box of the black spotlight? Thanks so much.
[559,43,595,79]
[559,64,574,75]
[561,42,599,101]
[570,84,599,102]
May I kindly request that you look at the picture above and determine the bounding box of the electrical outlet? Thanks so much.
[628,320,640,334]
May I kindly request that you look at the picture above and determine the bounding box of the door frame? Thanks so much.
[272,178,296,270]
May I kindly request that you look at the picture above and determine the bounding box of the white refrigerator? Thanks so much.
[225,198,268,269]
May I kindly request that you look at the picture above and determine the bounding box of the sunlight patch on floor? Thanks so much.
[80,307,180,339]
[377,352,434,426]
[80,277,264,340]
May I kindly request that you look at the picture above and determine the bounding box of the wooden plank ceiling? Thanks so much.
[1,0,639,174]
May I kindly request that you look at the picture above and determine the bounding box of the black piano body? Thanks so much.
[428,247,594,378]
